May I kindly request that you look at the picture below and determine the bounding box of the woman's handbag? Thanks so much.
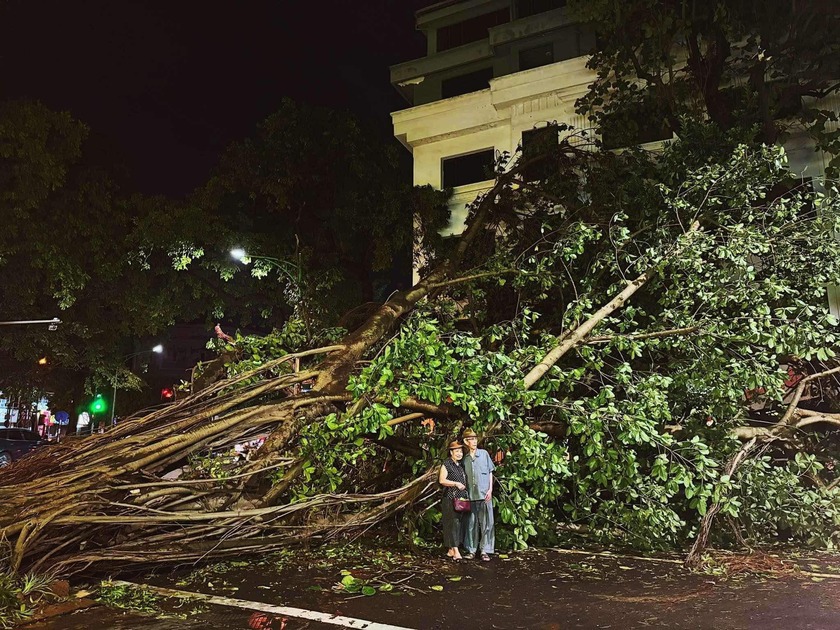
[453,498,471,512]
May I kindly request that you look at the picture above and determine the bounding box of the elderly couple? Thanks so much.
[438,427,495,562]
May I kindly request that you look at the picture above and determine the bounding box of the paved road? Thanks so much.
[26,548,840,629]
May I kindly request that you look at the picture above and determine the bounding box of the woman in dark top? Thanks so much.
[439,440,469,561]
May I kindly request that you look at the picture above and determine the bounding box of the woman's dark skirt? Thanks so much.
[441,497,469,548]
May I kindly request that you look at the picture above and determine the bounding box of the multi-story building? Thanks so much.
[391,0,596,237]
[390,0,838,243]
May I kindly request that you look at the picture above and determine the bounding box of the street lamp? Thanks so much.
[230,248,300,283]
[0,317,61,330]
[110,345,164,424]
[231,246,313,335]
[230,248,248,262]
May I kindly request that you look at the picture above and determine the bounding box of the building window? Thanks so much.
[515,0,567,19]
[521,126,560,181]
[442,149,496,188]
[519,43,554,71]
[441,67,494,99]
[521,126,559,152]
[436,8,510,52]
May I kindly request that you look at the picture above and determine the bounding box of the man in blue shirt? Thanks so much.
[461,427,495,561]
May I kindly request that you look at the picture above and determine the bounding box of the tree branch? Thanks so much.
[689,366,840,564]
[398,397,459,418]
[523,222,700,390]
[777,366,840,428]
[386,412,425,427]
[528,421,567,439]
[426,269,518,289]
[585,326,701,344]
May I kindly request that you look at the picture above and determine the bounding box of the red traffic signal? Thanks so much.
[160,387,175,401]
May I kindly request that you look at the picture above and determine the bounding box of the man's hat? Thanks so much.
[448,440,464,450]
[462,428,478,439]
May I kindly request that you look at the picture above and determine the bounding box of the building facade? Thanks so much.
[390,0,839,242]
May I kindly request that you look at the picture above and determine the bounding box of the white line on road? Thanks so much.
[109,580,415,629]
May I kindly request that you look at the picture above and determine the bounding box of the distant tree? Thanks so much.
[196,99,449,327]
[0,100,246,404]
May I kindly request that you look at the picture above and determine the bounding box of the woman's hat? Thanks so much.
[448,440,464,450]
[462,428,478,439]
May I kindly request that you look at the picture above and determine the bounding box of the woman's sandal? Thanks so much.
[481,553,491,562]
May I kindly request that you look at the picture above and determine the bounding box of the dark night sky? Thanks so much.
[0,0,430,196]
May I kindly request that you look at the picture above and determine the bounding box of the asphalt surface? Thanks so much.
[25,547,840,629]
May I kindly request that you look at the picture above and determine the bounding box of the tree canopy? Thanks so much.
[0,100,229,407]
[571,0,840,172]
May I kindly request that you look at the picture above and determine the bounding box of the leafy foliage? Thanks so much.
[215,137,840,552]
[0,569,58,629]
[733,452,840,547]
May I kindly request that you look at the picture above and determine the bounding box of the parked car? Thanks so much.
[0,428,45,467]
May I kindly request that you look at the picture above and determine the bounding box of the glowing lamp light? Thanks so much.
[90,394,107,414]
[230,248,248,263]
[152,344,164,354]
[38,357,48,365]
[161,387,175,400]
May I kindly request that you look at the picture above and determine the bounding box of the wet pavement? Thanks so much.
[25,546,840,629]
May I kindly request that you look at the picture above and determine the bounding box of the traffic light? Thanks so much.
[160,387,175,401]
[90,394,107,414]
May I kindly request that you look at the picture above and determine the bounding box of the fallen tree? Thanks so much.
[2,134,840,576]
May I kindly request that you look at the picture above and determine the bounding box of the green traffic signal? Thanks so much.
[90,394,107,414]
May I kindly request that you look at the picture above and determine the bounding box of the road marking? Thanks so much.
[109,581,414,629]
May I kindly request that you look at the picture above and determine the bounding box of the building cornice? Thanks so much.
[490,55,592,109]
[488,7,571,48]
[392,56,595,148]
[416,0,505,27]
[392,89,500,147]
[391,40,493,86]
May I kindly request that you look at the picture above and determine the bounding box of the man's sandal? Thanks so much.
[481,553,491,562]
[462,552,475,560]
